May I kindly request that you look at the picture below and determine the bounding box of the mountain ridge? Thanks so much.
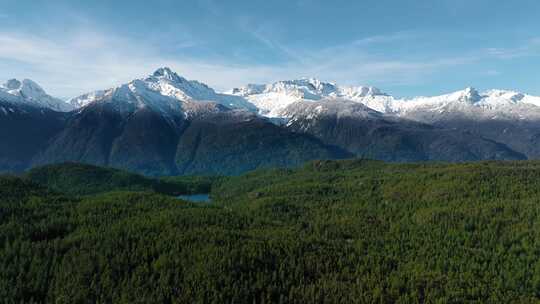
[229,78,540,120]
[25,68,350,176]
[1,68,539,175]
[68,67,258,112]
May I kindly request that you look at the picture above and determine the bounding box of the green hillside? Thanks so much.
[3,160,540,302]
[25,162,216,196]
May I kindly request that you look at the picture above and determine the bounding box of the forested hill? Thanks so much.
[3,160,540,302]
[25,162,216,196]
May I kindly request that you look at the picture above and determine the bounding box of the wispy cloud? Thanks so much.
[485,37,540,59]
[0,27,510,98]
[261,31,479,87]
[248,29,300,61]
[350,32,416,47]
[0,30,164,95]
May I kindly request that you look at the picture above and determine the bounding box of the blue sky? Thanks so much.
[0,0,539,98]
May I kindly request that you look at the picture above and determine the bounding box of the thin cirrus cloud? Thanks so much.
[485,37,540,59]
[0,28,527,98]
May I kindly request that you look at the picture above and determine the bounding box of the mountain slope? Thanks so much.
[231,79,540,159]
[3,70,538,175]
[175,110,351,175]
[0,78,72,172]
[0,100,67,172]
[282,99,525,162]
[33,69,350,175]
[33,95,187,176]
[387,88,540,158]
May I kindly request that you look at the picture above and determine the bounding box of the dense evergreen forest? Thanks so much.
[3,160,540,303]
[25,163,216,196]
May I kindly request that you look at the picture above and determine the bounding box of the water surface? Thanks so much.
[177,194,211,203]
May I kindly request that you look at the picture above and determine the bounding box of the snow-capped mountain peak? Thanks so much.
[5,79,23,90]
[483,89,526,104]
[152,67,184,82]
[68,68,258,113]
[449,87,482,103]
[13,79,47,98]
[229,78,388,117]
[371,87,540,123]
[338,86,384,98]
[418,87,540,108]
[141,67,218,102]
[228,77,540,123]
[231,78,334,100]
[0,78,73,112]
[399,87,483,110]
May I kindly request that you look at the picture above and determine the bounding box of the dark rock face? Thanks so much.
[395,101,540,160]
[175,111,351,175]
[0,97,528,176]
[29,102,349,176]
[33,103,126,168]
[283,100,526,162]
[427,119,540,160]
[0,101,67,172]
[108,107,184,176]
[33,102,187,176]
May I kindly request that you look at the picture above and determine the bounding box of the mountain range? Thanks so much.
[3,67,540,175]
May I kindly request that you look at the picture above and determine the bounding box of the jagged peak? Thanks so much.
[484,89,525,101]
[272,78,337,92]
[0,78,73,112]
[443,87,482,103]
[463,86,480,97]
[230,78,386,99]
[2,78,46,94]
[69,68,257,113]
[4,79,22,90]
[146,67,215,93]
[152,67,176,77]
[150,67,186,83]
[462,86,479,96]
[281,77,334,87]
[339,85,385,97]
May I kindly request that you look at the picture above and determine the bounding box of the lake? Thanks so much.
[177,194,211,203]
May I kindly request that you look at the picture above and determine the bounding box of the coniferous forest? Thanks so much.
[3,160,540,303]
